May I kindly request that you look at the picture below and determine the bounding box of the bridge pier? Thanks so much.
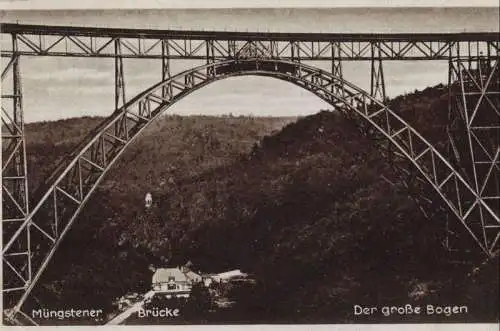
[370,43,386,102]
[368,43,391,161]
[331,41,343,97]
[447,54,500,253]
[206,39,216,78]
[1,34,32,323]
[114,39,128,142]
[291,41,302,76]
[161,40,173,99]
[114,39,126,111]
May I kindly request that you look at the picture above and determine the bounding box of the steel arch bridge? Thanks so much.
[1,24,499,324]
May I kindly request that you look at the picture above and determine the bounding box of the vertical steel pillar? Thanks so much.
[114,38,127,140]
[331,41,357,126]
[161,39,172,99]
[114,38,126,110]
[331,41,343,97]
[370,42,386,102]
[445,43,465,253]
[1,34,32,323]
[228,39,236,58]
[369,42,391,160]
[291,41,301,76]
[447,42,500,254]
[206,39,215,78]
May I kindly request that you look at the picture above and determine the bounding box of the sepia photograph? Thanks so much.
[1,0,499,327]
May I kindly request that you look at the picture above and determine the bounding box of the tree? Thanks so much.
[185,282,213,320]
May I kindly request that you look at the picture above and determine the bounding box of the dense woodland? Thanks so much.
[19,84,499,323]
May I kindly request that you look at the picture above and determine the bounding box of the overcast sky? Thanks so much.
[0,0,498,10]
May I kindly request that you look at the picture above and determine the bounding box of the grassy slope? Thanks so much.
[22,87,498,323]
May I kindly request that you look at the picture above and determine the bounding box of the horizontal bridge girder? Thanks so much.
[1,24,499,60]
[2,24,499,42]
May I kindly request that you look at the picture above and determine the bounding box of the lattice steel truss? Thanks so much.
[2,35,31,303]
[1,24,499,61]
[2,58,499,323]
[446,54,500,252]
[371,45,386,102]
[1,24,499,325]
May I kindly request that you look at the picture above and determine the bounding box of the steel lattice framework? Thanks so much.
[1,24,499,60]
[1,24,499,325]
[446,55,500,252]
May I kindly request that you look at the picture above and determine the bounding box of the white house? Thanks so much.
[151,267,202,298]
[145,193,152,208]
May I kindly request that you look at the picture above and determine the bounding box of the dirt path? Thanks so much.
[106,290,155,325]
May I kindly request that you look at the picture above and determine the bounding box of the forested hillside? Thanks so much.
[22,85,498,323]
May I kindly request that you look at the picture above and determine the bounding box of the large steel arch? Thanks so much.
[3,58,499,321]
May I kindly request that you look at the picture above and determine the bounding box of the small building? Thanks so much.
[145,193,152,208]
[151,267,201,298]
[212,269,247,283]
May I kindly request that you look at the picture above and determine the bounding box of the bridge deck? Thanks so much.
[1,23,499,41]
[1,24,498,60]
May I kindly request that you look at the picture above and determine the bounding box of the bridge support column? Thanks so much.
[114,39,127,140]
[114,38,126,110]
[1,34,33,324]
[370,43,386,102]
[447,53,500,254]
[369,43,392,163]
[161,39,173,99]
[206,39,216,78]
[331,41,343,97]
[291,41,301,76]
